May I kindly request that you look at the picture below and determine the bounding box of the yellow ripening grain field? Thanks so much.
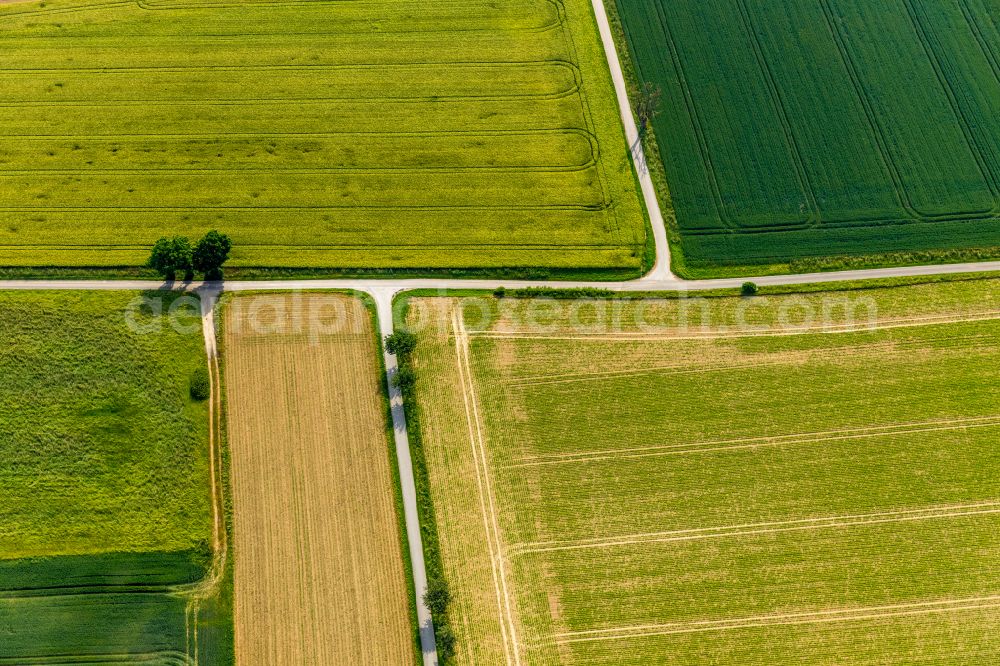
[223,293,415,666]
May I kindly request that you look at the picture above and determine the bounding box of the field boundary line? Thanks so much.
[452,310,520,666]
[552,595,1000,643]
[508,415,1000,466]
[510,501,1000,554]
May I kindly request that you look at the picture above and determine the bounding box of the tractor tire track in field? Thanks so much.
[176,289,226,666]
[552,595,1000,643]
[470,308,1000,347]
[508,414,1000,467]
[508,422,1000,469]
[453,310,523,666]
[0,0,646,275]
[510,501,1000,554]
[500,333,998,388]
[0,650,192,664]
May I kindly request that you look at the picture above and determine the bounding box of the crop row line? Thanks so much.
[681,210,1000,237]
[958,0,1000,88]
[649,0,743,232]
[0,203,611,211]
[504,416,1000,468]
[500,335,996,387]
[495,343,992,389]
[0,582,177,598]
[0,59,582,74]
[657,0,1000,233]
[0,128,597,139]
[0,0,131,19]
[0,245,624,253]
[819,0,938,224]
[551,595,1000,643]
[0,163,599,174]
[733,0,818,228]
[473,310,1000,350]
[3,0,566,37]
[511,501,1000,554]
[1,27,564,41]
[0,650,191,665]
[132,1,566,36]
[901,0,1000,214]
[0,90,581,106]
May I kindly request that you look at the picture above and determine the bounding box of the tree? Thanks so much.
[741,281,759,297]
[385,330,417,356]
[434,624,456,662]
[192,230,233,280]
[148,236,193,281]
[633,81,663,136]
[190,367,210,401]
[424,577,451,618]
[391,366,416,390]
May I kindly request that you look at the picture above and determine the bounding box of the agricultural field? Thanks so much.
[407,278,1000,664]
[614,0,1000,273]
[222,293,416,665]
[0,0,647,277]
[0,291,229,664]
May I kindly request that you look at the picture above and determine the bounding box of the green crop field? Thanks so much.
[0,0,647,277]
[0,291,229,664]
[614,0,1000,273]
[407,279,1000,664]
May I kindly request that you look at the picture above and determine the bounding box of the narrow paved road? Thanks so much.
[3,257,1000,666]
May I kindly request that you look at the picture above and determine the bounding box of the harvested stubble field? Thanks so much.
[614,0,1000,272]
[0,291,227,665]
[408,278,1000,664]
[0,0,646,276]
[222,293,415,665]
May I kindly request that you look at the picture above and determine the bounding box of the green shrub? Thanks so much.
[189,367,210,401]
[741,281,759,297]
[424,577,451,618]
[435,624,456,662]
[391,366,415,390]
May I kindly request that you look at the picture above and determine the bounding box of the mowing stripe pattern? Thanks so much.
[0,0,646,272]
[614,0,1000,269]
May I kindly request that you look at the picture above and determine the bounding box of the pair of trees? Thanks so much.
[149,230,232,281]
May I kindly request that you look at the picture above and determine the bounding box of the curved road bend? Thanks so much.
[4,1,1000,664]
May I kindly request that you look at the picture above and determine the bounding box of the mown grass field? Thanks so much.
[0,291,228,664]
[614,0,1000,273]
[407,278,1000,664]
[0,0,647,277]
[223,294,416,665]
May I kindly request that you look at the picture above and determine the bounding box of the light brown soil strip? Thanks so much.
[225,294,415,666]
